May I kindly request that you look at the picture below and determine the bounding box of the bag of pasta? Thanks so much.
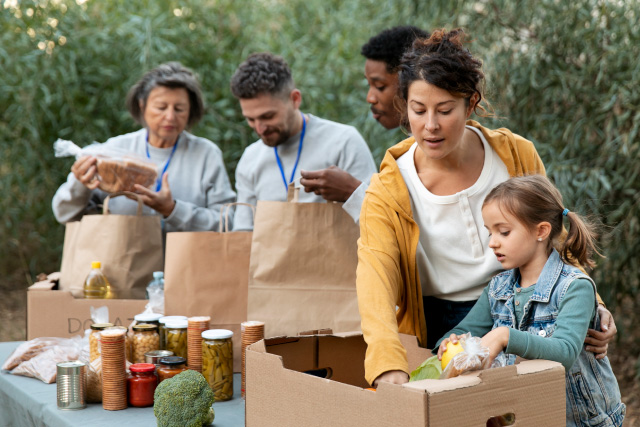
[440,332,491,379]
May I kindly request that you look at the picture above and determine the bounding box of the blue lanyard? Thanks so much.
[274,112,306,193]
[145,133,179,191]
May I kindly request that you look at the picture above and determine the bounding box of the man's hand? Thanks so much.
[372,370,409,387]
[585,305,617,359]
[133,172,176,217]
[71,156,100,189]
[299,166,361,202]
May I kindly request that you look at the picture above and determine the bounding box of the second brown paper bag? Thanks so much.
[164,204,252,372]
[248,190,361,338]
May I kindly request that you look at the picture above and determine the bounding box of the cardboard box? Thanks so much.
[246,331,566,426]
[27,273,147,339]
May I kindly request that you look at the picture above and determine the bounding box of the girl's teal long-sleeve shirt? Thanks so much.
[434,278,595,370]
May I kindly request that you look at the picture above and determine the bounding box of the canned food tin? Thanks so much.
[145,349,174,367]
[57,361,87,410]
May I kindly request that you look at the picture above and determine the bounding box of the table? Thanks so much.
[0,341,245,426]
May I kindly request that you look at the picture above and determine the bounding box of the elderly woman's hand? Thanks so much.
[134,172,176,217]
[71,156,100,189]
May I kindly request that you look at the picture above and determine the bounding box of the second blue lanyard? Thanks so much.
[274,112,306,193]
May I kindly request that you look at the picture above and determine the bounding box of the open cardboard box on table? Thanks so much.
[246,330,566,427]
[27,272,147,339]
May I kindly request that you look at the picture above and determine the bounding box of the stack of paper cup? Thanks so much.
[187,316,210,372]
[241,321,265,398]
[100,328,127,410]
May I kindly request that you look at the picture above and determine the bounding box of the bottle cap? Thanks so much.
[91,261,101,269]
[90,322,114,330]
[152,271,164,279]
[130,363,156,373]
[133,323,158,332]
[159,316,188,325]
[159,356,186,366]
[134,313,163,322]
[201,329,233,340]
[165,319,188,329]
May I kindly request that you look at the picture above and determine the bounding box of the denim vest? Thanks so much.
[487,250,625,427]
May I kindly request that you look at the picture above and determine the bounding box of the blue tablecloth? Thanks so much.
[0,341,244,427]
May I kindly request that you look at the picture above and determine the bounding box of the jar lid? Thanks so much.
[145,350,174,359]
[91,261,101,269]
[201,329,233,340]
[134,313,163,322]
[90,323,114,330]
[164,319,188,329]
[133,323,158,332]
[159,315,188,324]
[130,363,156,373]
[159,356,186,366]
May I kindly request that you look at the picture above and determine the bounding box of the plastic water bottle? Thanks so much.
[83,261,111,299]
[146,271,164,299]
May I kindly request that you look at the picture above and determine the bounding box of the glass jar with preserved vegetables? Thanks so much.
[89,323,113,362]
[134,313,163,328]
[157,356,188,383]
[158,316,188,350]
[127,363,158,407]
[164,319,188,359]
[202,329,233,401]
[132,324,160,364]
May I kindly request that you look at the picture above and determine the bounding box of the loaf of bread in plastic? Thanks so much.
[96,156,158,193]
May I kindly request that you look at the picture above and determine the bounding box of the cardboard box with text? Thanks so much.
[27,273,147,339]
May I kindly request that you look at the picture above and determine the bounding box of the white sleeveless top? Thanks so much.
[396,126,510,301]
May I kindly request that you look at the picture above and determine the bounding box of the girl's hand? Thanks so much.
[480,327,510,366]
[437,333,463,360]
[585,305,617,359]
[71,156,99,189]
[133,172,176,217]
[372,370,409,387]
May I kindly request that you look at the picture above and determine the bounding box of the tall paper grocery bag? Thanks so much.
[164,203,253,372]
[59,192,163,299]
[248,188,361,338]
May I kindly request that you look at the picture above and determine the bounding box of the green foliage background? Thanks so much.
[1,0,638,349]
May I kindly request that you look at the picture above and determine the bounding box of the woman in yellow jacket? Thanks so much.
[357,28,616,387]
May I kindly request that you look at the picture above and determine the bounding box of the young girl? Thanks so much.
[436,175,625,426]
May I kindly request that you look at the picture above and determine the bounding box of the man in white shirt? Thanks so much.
[230,52,376,230]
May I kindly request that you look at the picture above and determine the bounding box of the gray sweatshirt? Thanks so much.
[52,129,236,232]
[233,114,376,230]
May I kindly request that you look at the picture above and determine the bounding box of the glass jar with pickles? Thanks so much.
[158,316,188,350]
[132,324,160,364]
[164,319,188,359]
[202,329,234,401]
[89,323,113,362]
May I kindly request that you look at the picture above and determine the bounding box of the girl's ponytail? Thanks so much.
[561,210,602,270]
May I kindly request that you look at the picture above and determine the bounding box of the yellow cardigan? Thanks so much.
[356,120,547,385]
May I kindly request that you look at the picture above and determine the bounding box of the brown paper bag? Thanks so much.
[164,203,253,372]
[59,192,164,299]
[247,186,361,338]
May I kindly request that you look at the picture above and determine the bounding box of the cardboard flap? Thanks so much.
[516,359,563,375]
[248,340,267,353]
[477,364,517,383]
[29,280,56,291]
[404,373,482,393]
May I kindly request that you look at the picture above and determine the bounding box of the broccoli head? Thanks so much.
[153,370,215,427]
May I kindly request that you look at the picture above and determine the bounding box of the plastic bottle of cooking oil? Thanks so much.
[83,261,111,299]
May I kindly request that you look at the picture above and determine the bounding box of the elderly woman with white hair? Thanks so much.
[52,62,235,232]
